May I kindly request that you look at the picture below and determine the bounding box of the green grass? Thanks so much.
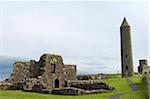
[120,74,149,99]
[0,90,115,99]
[105,74,122,78]
[104,77,131,92]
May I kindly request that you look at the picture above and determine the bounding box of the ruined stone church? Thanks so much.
[5,54,76,90]
[0,54,114,95]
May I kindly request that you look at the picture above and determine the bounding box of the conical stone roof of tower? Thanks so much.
[121,17,130,27]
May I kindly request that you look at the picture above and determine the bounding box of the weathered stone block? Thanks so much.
[51,87,83,95]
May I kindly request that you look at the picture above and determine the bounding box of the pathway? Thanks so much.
[108,77,138,99]
[108,92,128,99]
[125,77,138,91]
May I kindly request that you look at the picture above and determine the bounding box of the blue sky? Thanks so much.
[0,0,149,76]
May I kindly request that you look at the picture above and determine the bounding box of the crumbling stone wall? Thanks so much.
[29,60,41,78]
[7,61,30,84]
[51,87,83,95]
[65,64,76,80]
[6,60,40,85]
[51,80,115,95]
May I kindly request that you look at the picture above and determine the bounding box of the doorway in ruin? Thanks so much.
[55,79,59,88]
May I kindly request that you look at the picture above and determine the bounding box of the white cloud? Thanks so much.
[0,1,148,75]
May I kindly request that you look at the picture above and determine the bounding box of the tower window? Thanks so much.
[126,65,128,70]
[125,54,127,58]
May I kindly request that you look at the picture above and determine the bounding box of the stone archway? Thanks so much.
[55,79,59,88]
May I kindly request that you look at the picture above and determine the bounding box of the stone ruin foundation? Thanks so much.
[0,54,115,95]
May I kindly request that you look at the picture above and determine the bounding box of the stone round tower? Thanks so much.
[120,17,134,77]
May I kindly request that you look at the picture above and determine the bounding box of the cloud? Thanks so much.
[100,57,117,61]
[80,62,104,66]
[0,1,148,75]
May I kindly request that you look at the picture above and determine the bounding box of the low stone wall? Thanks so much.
[51,87,84,95]
[72,82,114,90]
[68,80,114,91]
[49,80,115,95]
[51,87,114,95]
[68,80,102,87]
[0,82,11,90]
[9,81,25,90]
[77,74,107,80]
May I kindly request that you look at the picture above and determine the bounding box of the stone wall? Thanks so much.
[65,64,76,80]
[67,80,102,87]
[7,61,30,84]
[51,87,83,95]
[51,80,115,95]
[0,82,11,90]
[7,60,40,85]
[29,60,41,78]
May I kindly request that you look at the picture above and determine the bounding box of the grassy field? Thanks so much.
[0,74,147,99]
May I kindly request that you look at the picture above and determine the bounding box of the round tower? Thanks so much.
[120,17,134,77]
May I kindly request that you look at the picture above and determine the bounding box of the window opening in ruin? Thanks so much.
[51,63,56,73]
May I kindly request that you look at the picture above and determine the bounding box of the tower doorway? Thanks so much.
[55,79,59,88]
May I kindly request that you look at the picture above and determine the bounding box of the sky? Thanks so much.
[0,0,149,75]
